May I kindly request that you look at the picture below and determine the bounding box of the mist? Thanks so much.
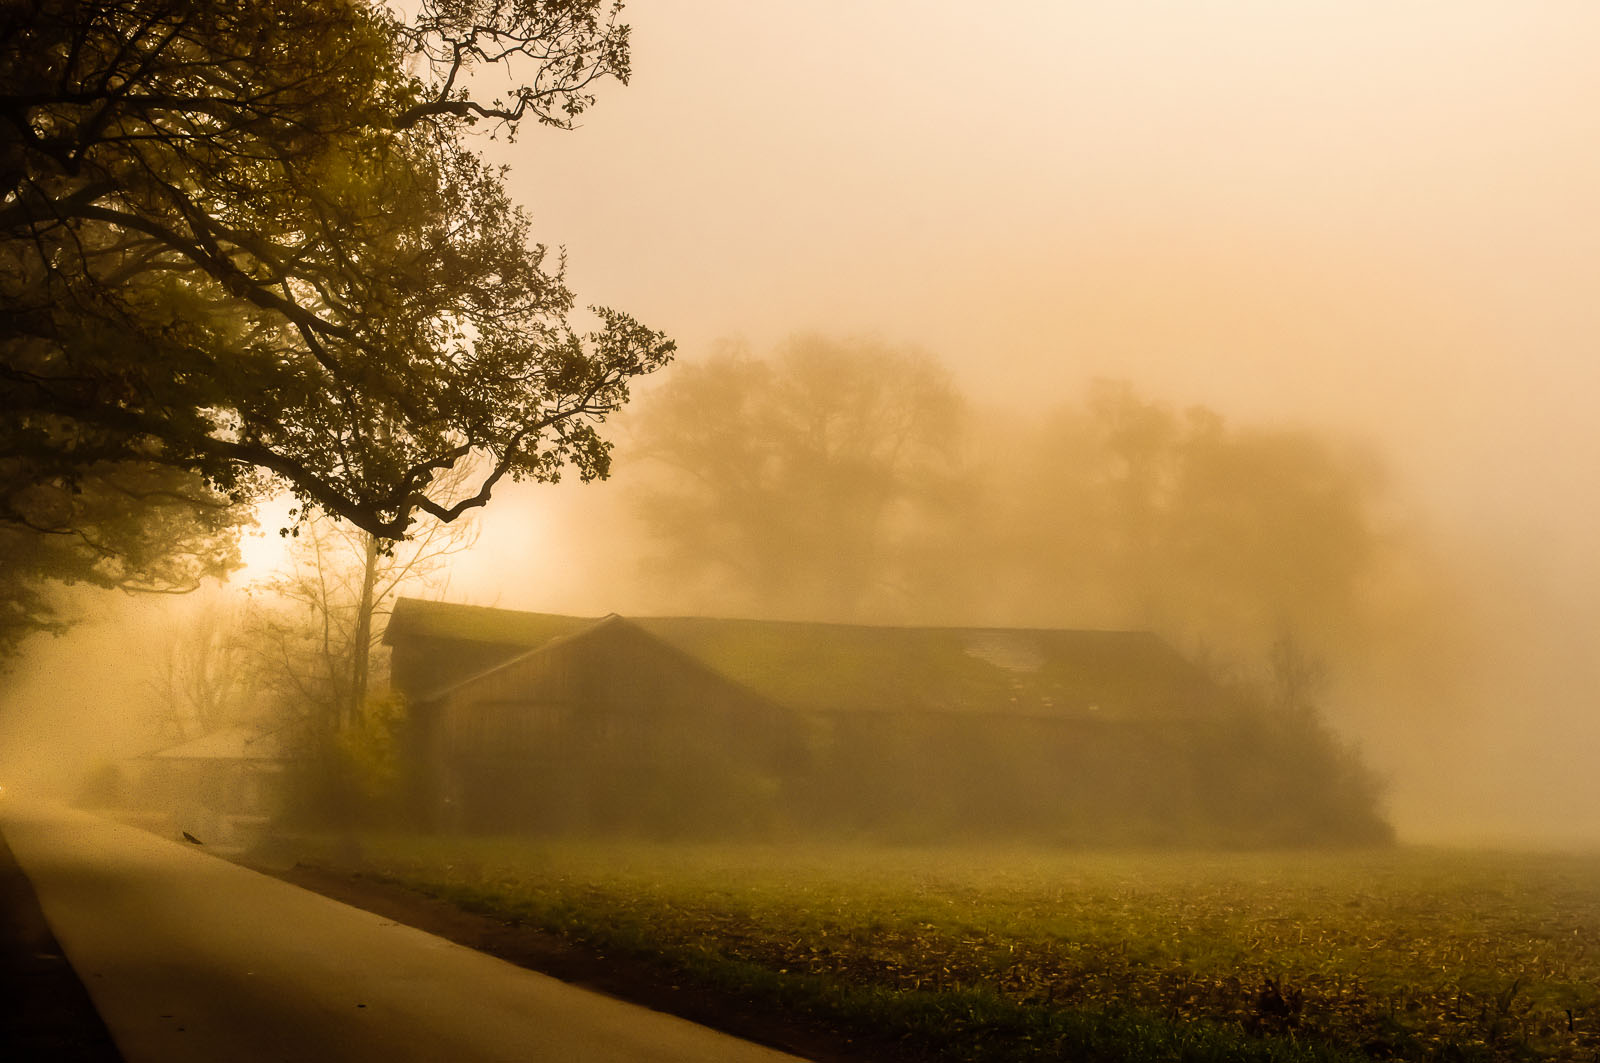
[426,348,1588,847]
[434,0,1599,846]
[5,0,1598,848]
[16,5,1600,1061]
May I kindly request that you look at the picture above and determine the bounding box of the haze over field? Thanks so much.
[453,1,1600,843]
[4,1,1598,846]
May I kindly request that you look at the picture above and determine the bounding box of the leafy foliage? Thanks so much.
[986,381,1391,667]
[626,352,1414,686]
[0,460,247,658]
[0,0,671,602]
[334,690,407,806]
[632,336,967,620]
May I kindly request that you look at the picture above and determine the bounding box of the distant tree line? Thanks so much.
[625,335,1420,687]
[601,335,1456,842]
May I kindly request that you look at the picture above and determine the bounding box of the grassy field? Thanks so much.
[289,837,1600,1062]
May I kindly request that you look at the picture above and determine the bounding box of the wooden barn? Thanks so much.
[383,599,1389,844]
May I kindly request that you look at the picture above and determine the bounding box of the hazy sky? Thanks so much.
[483,0,1599,556]
[449,1,1600,603]
[447,0,1600,840]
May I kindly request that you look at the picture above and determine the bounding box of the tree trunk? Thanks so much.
[348,533,382,729]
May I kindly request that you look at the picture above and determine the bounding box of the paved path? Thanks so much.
[2,800,805,1062]
[0,822,121,1061]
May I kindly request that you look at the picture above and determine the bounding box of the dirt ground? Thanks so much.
[252,859,902,1063]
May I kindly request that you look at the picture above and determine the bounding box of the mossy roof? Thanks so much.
[385,598,1219,719]
[384,597,598,649]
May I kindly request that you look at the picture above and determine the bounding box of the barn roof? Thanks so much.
[632,616,1212,718]
[386,599,1221,719]
[384,597,596,648]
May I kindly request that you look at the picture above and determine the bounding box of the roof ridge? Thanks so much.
[390,595,1161,640]
[406,611,622,702]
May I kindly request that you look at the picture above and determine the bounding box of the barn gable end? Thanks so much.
[404,612,800,833]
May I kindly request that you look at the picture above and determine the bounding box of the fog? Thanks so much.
[452,0,1600,845]
[5,1,1600,847]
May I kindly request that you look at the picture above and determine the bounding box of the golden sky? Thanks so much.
[496,1,1598,533]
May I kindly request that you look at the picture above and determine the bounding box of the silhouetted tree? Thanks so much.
[984,381,1389,667]
[632,336,969,620]
[0,0,671,650]
[150,593,255,742]
[0,461,247,659]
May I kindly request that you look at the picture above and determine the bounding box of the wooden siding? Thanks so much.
[422,618,799,833]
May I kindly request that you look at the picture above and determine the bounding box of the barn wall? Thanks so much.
[781,711,1194,843]
[400,618,1390,845]
[425,621,800,835]
[786,706,1389,846]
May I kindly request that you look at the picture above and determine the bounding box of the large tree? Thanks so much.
[631,356,1403,680]
[631,336,968,621]
[0,0,672,645]
[982,380,1392,672]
